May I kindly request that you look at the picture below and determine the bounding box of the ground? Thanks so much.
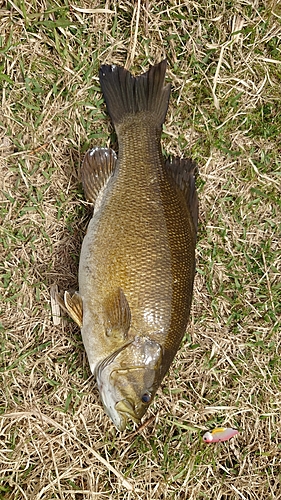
[0,1,280,499]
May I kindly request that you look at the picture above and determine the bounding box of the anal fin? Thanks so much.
[81,147,117,204]
[165,156,198,233]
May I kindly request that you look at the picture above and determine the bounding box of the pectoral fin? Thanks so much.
[165,157,198,233]
[56,291,83,327]
[103,288,131,340]
[81,147,117,203]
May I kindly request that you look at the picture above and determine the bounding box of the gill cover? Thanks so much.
[96,336,163,430]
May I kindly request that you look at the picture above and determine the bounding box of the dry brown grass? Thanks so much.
[1,0,281,498]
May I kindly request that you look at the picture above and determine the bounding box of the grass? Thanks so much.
[1,0,281,498]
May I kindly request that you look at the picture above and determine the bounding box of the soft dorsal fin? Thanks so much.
[56,291,83,327]
[81,147,117,204]
[165,156,198,233]
[103,288,131,340]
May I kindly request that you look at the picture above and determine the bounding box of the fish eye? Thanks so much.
[141,392,151,404]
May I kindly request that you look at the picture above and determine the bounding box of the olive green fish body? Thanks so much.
[80,128,195,358]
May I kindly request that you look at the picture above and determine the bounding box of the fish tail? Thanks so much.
[99,60,171,130]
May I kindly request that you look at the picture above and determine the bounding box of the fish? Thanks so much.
[203,427,239,443]
[59,60,198,431]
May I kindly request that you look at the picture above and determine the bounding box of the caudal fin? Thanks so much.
[99,60,170,130]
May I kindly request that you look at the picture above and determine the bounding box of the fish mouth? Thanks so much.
[115,399,141,429]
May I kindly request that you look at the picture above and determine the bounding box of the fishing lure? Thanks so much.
[203,427,239,443]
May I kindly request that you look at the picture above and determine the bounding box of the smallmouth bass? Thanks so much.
[60,60,198,430]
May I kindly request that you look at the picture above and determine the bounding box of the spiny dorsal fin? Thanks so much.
[56,291,83,327]
[103,288,131,340]
[99,60,171,130]
[81,147,117,204]
[165,156,198,233]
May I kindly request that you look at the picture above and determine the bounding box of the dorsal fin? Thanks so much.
[165,156,198,233]
[81,147,117,204]
[103,288,131,340]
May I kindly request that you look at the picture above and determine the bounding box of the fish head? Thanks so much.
[96,336,163,431]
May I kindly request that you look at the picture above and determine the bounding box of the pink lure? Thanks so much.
[203,427,239,443]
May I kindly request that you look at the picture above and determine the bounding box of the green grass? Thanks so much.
[1,0,281,498]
